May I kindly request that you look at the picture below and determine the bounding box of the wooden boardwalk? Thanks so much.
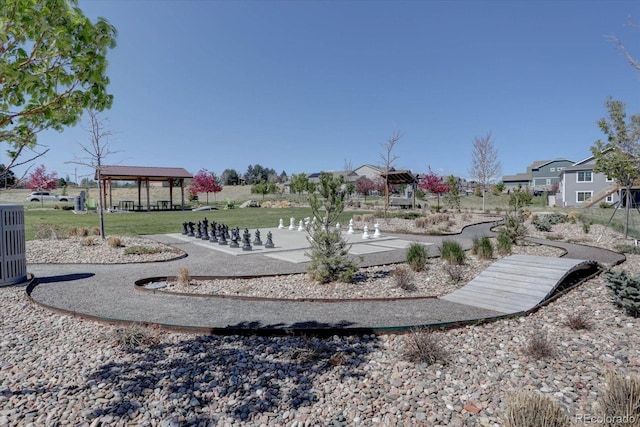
[440,255,596,314]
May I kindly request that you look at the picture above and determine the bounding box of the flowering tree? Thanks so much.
[189,169,221,203]
[26,164,58,191]
[418,166,450,211]
[355,176,375,201]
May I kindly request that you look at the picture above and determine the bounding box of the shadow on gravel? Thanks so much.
[88,333,380,423]
[34,273,94,283]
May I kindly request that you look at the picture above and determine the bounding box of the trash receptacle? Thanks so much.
[74,196,83,211]
[0,205,27,286]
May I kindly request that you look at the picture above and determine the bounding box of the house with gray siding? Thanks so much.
[557,155,619,207]
[502,159,574,191]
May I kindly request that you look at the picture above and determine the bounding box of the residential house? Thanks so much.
[557,155,620,207]
[502,159,574,192]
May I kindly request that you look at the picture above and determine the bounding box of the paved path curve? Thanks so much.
[24,222,625,334]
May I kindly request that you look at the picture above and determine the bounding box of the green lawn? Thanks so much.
[23,207,368,241]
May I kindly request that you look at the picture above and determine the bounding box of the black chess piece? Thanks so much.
[242,228,252,251]
[218,227,228,245]
[202,218,209,240]
[195,221,202,239]
[229,227,239,248]
[253,229,262,246]
[188,222,195,237]
[265,231,274,248]
[182,222,188,235]
[209,223,217,243]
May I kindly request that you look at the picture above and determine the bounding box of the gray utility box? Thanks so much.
[0,205,27,286]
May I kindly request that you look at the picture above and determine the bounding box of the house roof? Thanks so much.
[96,165,193,181]
[502,173,530,182]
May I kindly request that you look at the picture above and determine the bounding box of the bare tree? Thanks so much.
[67,110,118,238]
[379,127,402,217]
[469,132,502,211]
[607,19,640,75]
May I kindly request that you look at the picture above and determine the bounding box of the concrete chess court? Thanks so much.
[167,227,434,264]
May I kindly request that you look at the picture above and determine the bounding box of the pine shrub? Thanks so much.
[306,230,358,284]
[406,242,428,272]
[604,270,640,318]
[499,211,528,244]
[496,235,513,256]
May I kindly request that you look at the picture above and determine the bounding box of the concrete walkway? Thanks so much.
[24,222,625,334]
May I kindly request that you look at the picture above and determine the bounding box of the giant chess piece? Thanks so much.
[289,217,296,230]
[373,222,382,238]
[195,221,202,239]
[362,225,370,239]
[201,218,209,240]
[242,228,252,251]
[265,231,275,248]
[182,222,188,235]
[218,224,228,245]
[229,227,240,248]
[209,221,218,242]
[188,222,195,237]
[253,229,263,246]
[297,220,305,231]
[335,222,341,233]
[278,218,285,229]
[347,219,355,234]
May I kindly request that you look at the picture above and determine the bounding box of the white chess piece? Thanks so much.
[362,225,370,239]
[347,218,355,234]
[373,223,381,238]
[298,220,305,231]
[335,222,341,233]
[278,218,285,229]
[289,217,295,230]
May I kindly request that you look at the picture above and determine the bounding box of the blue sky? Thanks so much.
[8,0,640,183]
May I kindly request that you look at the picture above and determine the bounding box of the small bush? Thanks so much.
[532,217,553,232]
[396,211,421,220]
[393,265,416,291]
[77,227,89,237]
[565,311,592,330]
[472,236,494,260]
[499,211,528,244]
[615,244,640,255]
[91,227,101,236]
[567,211,581,223]
[496,235,513,256]
[113,323,160,350]
[444,263,465,283]
[177,266,190,287]
[124,245,163,255]
[403,328,449,365]
[582,220,591,234]
[406,242,428,272]
[107,236,122,248]
[503,391,571,427]
[597,371,640,426]
[439,239,465,265]
[290,336,331,362]
[524,332,555,360]
[80,236,96,246]
[67,226,78,236]
[306,230,358,284]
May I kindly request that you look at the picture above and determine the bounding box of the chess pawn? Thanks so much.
[218,229,228,245]
[289,217,296,230]
[201,222,209,240]
[335,222,341,233]
[195,221,202,239]
[278,218,285,229]
[373,223,381,238]
[297,220,305,231]
[362,225,370,239]
[253,229,263,245]
[265,231,275,248]
[347,218,355,234]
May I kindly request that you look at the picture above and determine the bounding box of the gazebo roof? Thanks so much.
[379,169,418,185]
[96,165,193,181]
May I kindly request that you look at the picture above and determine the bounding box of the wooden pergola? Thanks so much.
[95,165,193,211]
[380,169,419,209]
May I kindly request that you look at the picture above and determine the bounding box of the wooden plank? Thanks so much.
[439,255,593,314]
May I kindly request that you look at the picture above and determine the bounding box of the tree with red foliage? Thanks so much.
[355,176,376,201]
[26,164,58,191]
[418,166,450,211]
[189,169,222,204]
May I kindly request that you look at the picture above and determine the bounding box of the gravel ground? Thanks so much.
[3,214,640,426]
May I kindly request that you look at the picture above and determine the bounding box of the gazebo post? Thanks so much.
[169,179,174,209]
[145,178,150,211]
[137,179,142,211]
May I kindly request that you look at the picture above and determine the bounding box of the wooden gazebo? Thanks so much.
[95,165,193,211]
[379,169,419,209]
